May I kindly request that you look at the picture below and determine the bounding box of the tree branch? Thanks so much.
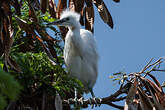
[62,83,129,109]
[61,57,165,109]
[140,57,165,74]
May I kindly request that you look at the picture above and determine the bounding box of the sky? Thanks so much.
[84,0,165,110]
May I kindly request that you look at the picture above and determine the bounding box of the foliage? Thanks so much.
[0,0,83,109]
[11,52,83,98]
[0,60,21,110]
[109,72,128,85]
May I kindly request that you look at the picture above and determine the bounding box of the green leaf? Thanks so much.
[113,72,122,75]
[109,75,114,79]
[0,95,7,110]
[0,68,22,110]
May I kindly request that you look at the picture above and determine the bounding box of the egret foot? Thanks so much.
[89,97,102,108]
[74,97,79,106]
[67,97,79,107]
[89,97,94,109]
[95,97,102,107]
[78,97,84,105]
[89,88,102,108]
[67,98,73,105]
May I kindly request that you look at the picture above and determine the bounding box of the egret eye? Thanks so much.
[66,18,70,21]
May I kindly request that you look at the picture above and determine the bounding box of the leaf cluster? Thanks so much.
[11,52,83,98]
[0,0,83,109]
[0,60,21,110]
[110,72,128,85]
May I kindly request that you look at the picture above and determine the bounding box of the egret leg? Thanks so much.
[67,88,79,106]
[78,97,84,105]
[90,89,95,98]
[89,88,102,108]
[74,88,79,106]
[74,88,86,107]
[74,88,77,100]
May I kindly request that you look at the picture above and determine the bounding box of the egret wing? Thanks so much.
[80,29,98,88]
[80,29,98,60]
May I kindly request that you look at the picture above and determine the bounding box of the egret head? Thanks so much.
[48,10,80,28]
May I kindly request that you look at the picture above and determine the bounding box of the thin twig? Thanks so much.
[144,60,163,78]
[140,58,154,73]
[140,57,164,75]
[112,96,126,102]
[153,69,165,72]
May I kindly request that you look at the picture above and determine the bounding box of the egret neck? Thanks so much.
[68,21,81,32]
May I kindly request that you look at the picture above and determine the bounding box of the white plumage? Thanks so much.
[64,27,98,92]
[48,10,98,97]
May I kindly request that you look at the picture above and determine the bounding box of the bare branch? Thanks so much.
[61,57,165,109]
[153,69,165,72]
[62,83,129,109]
[140,58,154,73]
[140,57,164,74]
[112,96,126,102]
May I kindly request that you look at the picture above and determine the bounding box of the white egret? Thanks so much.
[48,10,99,104]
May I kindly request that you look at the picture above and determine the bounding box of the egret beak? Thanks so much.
[47,19,66,25]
